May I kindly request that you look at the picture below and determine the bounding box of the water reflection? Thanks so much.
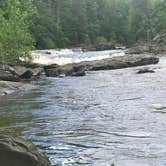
[1,58,166,165]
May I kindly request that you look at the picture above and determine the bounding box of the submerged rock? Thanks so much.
[137,68,155,74]
[0,81,35,96]
[0,135,51,166]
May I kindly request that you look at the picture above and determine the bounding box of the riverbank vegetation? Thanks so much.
[0,0,165,63]
[0,0,35,64]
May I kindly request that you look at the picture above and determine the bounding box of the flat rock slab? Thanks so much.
[44,54,159,77]
[0,135,51,166]
[80,54,159,71]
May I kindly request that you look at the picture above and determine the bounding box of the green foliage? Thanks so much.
[0,0,35,64]
[152,0,166,34]
[0,0,165,62]
[96,36,107,44]
[31,0,165,49]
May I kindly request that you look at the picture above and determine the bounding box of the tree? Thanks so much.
[0,0,35,64]
[152,0,166,35]
[30,0,166,49]
[128,0,153,43]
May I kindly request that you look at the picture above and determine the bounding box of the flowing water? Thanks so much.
[1,51,166,166]
[31,49,125,65]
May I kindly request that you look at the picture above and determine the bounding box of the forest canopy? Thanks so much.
[0,0,165,63]
[31,0,166,48]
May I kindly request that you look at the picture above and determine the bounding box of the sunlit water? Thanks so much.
[1,52,166,166]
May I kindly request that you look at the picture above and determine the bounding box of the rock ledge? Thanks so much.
[0,135,51,166]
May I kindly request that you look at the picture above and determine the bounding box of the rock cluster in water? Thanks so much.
[0,54,159,80]
[0,54,159,95]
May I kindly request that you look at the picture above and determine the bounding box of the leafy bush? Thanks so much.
[0,0,35,64]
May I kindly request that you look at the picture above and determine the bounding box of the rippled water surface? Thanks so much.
[1,56,166,166]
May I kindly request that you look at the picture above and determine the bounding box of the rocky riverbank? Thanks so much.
[0,64,41,96]
[0,53,159,95]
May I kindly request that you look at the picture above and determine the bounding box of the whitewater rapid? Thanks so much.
[31,49,125,65]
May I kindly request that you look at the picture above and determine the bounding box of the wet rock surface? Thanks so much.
[44,54,159,77]
[137,67,155,74]
[0,135,51,166]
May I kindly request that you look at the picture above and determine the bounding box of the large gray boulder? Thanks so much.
[0,135,51,166]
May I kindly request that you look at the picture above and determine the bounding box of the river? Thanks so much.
[0,51,166,166]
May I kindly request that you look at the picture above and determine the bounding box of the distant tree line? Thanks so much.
[0,0,165,63]
[32,0,165,49]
